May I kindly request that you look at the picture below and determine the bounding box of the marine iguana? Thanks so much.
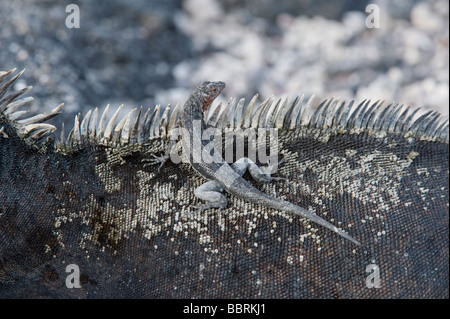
[0,68,448,298]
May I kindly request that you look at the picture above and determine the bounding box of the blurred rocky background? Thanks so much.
[1,0,448,126]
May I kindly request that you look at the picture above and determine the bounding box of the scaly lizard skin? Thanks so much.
[178,81,361,245]
[0,68,448,298]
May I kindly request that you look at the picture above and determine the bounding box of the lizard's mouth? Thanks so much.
[201,82,226,111]
[202,99,212,111]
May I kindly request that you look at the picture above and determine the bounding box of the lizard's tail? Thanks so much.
[229,182,362,246]
[282,201,362,246]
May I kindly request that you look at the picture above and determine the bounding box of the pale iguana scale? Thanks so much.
[0,68,448,298]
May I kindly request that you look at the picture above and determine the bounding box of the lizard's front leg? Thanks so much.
[142,153,170,170]
[142,140,181,171]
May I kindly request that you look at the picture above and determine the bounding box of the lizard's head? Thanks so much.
[199,81,226,112]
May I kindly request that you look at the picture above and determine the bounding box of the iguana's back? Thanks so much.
[0,69,448,298]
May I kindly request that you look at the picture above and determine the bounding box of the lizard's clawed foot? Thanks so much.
[273,157,287,181]
[142,154,169,171]
[272,157,288,181]
[260,157,287,182]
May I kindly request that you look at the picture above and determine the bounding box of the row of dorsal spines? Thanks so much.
[59,101,181,149]
[59,92,450,148]
[1,68,449,150]
[0,68,62,144]
[62,92,449,148]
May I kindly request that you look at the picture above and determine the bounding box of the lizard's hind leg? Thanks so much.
[193,180,228,211]
[231,157,285,182]
[192,158,285,213]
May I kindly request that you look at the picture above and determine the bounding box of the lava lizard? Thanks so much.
[177,81,361,246]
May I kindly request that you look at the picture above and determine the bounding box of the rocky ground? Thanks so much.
[0,0,448,126]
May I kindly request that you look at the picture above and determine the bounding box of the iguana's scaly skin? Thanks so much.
[0,69,448,298]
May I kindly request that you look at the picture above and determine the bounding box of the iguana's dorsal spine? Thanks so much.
[1,67,448,299]
[1,68,448,154]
